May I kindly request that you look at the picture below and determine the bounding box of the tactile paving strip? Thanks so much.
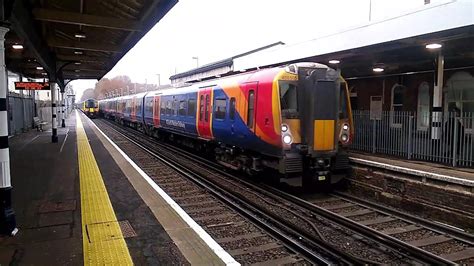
[76,112,132,265]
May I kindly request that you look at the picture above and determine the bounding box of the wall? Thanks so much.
[348,69,474,112]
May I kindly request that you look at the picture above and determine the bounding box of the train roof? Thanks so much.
[99,62,330,102]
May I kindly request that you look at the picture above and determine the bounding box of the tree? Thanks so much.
[80,88,96,102]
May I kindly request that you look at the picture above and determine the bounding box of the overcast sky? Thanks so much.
[72,0,430,100]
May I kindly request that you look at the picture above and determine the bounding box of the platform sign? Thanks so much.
[14,82,50,91]
[370,96,383,120]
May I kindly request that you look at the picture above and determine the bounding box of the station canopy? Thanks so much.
[232,1,474,79]
[1,0,177,87]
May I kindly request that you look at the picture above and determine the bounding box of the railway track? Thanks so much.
[304,192,474,264]
[94,118,472,264]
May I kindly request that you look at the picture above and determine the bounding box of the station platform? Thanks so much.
[349,152,474,186]
[0,111,234,265]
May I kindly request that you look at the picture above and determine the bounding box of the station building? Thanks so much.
[171,0,474,167]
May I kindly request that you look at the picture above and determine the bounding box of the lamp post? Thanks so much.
[192,56,199,68]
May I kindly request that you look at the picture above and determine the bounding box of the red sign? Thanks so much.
[15,82,50,90]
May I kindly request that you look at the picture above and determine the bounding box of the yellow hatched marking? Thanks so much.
[76,111,133,265]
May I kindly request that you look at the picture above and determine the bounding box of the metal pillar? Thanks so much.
[60,91,65,127]
[431,53,444,140]
[0,27,17,236]
[51,83,58,143]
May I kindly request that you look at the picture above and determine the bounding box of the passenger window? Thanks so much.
[188,98,196,117]
[199,95,204,121]
[161,99,166,115]
[178,100,186,116]
[205,95,210,122]
[229,97,236,120]
[247,90,255,128]
[167,100,172,115]
[214,98,226,119]
[173,97,178,116]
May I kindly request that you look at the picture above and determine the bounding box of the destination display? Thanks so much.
[14,82,50,91]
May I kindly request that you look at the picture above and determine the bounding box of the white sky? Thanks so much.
[73,0,429,100]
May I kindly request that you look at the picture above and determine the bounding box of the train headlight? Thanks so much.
[283,135,292,144]
[281,124,288,132]
[341,134,348,142]
[342,124,349,131]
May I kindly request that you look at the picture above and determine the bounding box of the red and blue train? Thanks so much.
[99,62,353,186]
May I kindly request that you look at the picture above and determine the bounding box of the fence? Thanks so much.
[350,110,474,168]
[8,94,35,135]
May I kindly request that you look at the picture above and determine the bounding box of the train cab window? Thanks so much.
[214,98,226,119]
[188,98,196,117]
[339,83,349,119]
[178,100,186,116]
[279,81,298,118]
[229,97,236,120]
[247,90,255,127]
[205,95,210,122]
[199,95,204,121]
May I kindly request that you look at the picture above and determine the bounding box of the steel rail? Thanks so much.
[98,120,350,265]
[99,118,456,265]
[332,191,474,245]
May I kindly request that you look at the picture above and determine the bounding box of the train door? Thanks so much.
[153,95,161,128]
[131,97,136,122]
[197,87,213,139]
[241,82,258,133]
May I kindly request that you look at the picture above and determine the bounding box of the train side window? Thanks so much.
[229,97,236,120]
[205,94,210,122]
[166,100,172,115]
[214,98,226,120]
[161,99,166,115]
[188,98,196,117]
[178,100,186,116]
[247,90,255,128]
[146,98,153,115]
[173,97,178,116]
[199,95,204,121]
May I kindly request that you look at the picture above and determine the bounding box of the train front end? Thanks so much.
[83,99,99,118]
[277,63,353,187]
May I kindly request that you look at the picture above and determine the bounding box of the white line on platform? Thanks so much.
[349,157,474,187]
[60,133,68,153]
[87,115,240,266]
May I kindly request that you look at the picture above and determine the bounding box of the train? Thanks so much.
[99,62,353,187]
[78,99,99,118]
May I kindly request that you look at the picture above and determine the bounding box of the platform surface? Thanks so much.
[0,111,230,265]
[349,151,474,181]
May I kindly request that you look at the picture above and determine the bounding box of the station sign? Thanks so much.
[14,82,50,91]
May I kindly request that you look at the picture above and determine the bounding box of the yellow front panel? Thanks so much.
[314,120,335,151]
[283,119,301,143]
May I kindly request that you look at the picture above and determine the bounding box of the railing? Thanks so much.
[350,110,474,168]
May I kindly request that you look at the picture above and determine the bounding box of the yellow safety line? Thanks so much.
[76,111,133,265]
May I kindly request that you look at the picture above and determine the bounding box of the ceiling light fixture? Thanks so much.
[75,69,80,72]
[36,66,44,70]
[12,44,24,50]
[74,31,86,38]
[74,50,83,55]
[425,43,442,49]
[373,67,384,73]
[75,62,81,65]
[329,59,340,64]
